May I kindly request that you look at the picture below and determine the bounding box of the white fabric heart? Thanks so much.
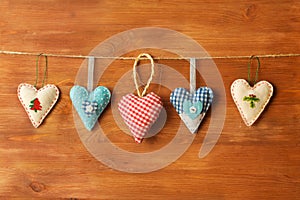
[17,83,59,128]
[231,79,273,126]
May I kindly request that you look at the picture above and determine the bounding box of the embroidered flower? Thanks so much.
[82,100,98,117]
[29,98,42,112]
[243,94,260,108]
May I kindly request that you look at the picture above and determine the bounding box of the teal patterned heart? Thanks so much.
[70,85,111,131]
[183,100,203,120]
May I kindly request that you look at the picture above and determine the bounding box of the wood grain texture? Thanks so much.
[0,0,300,199]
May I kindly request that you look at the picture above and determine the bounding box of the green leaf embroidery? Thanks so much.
[243,94,260,108]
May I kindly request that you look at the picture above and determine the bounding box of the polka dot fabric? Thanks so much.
[70,85,111,131]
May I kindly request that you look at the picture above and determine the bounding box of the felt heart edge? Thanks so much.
[17,83,60,128]
[231,79,273,126]
[69,85,111,131]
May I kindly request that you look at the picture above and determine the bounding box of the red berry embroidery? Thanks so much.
[243,94,260,108]
[29,98,42,112]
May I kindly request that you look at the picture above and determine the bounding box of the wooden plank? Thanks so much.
[0,0,299,199]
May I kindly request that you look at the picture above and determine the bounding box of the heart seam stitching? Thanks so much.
[231,79,273,126]
[17,83,60,128]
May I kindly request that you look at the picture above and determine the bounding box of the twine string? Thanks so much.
[133,53,155,97]
[35,53,48,87]
[1,50,300,60]
[2,50,299,88]
[247,55,260,85]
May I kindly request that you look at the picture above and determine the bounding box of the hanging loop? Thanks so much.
[247,55,260,85]
[190,58,196,93]
[34,53,48,88]
[87,56,95,92]
[133,53,155,97]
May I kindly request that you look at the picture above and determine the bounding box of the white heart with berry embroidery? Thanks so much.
[118,92,163,143]
[231,79,273,126]
[17,83,59,128]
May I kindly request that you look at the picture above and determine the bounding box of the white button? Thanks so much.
[189,106,197,113]
[86,105,94,112]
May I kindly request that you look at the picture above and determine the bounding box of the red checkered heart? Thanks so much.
[118,92,163,143]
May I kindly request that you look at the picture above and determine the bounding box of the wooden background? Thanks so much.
[0,0,299,199]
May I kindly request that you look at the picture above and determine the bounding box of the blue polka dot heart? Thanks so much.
[70,85,111,131]
[170,87,213,134]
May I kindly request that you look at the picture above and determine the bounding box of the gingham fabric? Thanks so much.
[118,92,163,143]
[170,87,213,133]
[170,87,213,114]
[82,100,98,117]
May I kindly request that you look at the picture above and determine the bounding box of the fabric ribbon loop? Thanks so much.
[87,56,95,92]
[190,58,196,93]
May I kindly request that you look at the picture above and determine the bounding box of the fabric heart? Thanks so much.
[118,92,163,143]
[170,87,213,133]
[231,79,273,126]
[70,85,111,131]
[17,83,59,128]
